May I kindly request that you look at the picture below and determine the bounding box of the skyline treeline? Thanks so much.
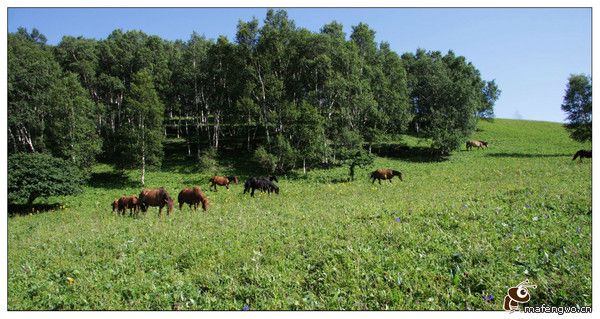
[8,9,499,181]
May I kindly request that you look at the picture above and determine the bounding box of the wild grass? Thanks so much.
[8,119,591,310]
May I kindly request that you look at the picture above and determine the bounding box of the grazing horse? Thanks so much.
[178,186,209,211]
[118,195,139,216]
[466,140,488,150]
[243,177,279,197]
[370,169,403,184]
[138,187,174,217]
[572,149,592,162]
[209,175,239,191]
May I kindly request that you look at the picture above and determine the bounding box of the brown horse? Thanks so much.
[370,168,403,184]
[572,149,592,162]
[118,195,139,216]
[466,140,488,150]
[209,175,238,191]
[178,186,209,211]
[138,187,174,217]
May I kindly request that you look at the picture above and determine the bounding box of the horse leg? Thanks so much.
[378,179,382,185]
[226,183,229,190]
[251,187,255,197]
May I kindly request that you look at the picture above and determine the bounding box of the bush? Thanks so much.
[197,147,218,173]
[254,146,277,174]
[8,153,83,205]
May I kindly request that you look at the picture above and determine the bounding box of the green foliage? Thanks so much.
[8,153,83,205]
[46,73,102,173]
[197,147,218,173]
[561,74,592,142]
[254,145,277,173]
[402,49,499,154]
[116,69,165,170]
[8,29,62,154]
[10,11,499,169]
[348,149,374,180]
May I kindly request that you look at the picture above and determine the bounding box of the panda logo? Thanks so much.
[503,279,537,312]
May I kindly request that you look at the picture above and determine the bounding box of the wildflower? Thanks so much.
[242,305,250,311]
[524,203,531,209]
[462,204,468,209]
[483,294,494,302]
[66,277,75,285]
[577,227,582,233]
[395,217,401,223]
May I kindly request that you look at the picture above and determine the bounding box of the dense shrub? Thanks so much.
[8,153,83,205]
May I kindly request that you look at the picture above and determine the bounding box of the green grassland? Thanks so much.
[8,119,592,310]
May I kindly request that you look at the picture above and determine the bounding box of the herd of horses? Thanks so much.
[111,175,284,217]
[466,139,591,163]
[111,170,401,217]
[110,140,591,217]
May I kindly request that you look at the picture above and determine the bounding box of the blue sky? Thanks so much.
[8,8,592,123]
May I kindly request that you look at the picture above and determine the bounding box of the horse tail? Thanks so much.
[138,190,147,212]
[177,189,184,204]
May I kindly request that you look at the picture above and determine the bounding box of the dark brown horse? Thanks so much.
[370,168,403,184]
[118,195,139,216]
[209,175,238,191]
[178,186,209,211]
[572,149,592,162]
[466,140,488,150]
[138,187,174,217]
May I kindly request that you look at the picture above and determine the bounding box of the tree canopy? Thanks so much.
[8,10,500,183]
[561,74,592,143]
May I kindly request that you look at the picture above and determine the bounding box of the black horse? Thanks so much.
[243,176,279,197]
[572,149,592,162]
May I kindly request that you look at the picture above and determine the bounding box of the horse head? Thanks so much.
[392,170,403,181]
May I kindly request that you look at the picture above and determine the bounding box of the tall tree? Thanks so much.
[402,49,499,154]
[561,74,592,142]
[46,73,102,172]
[8,29,61,153]
[117,69,165,185]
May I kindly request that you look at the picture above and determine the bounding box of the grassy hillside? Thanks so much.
[8,119,592,310]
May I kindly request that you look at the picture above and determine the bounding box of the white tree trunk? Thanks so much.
[303,158,306,174]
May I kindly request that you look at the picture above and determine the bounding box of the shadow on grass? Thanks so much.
[88,171,139,190]
[485,152,572,158]
[371,144,448,163]
[8,203,62,217]
[161,139,275,181]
